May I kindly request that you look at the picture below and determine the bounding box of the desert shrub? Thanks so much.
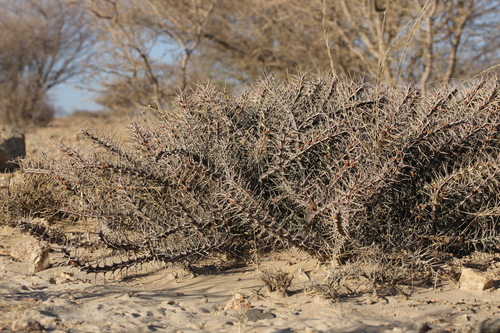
[15,73,500,277]
[0,171,64,222]
[309,244,443,300]
[260,268,294,295]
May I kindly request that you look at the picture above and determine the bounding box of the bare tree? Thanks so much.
[80,0,500,114]
[321,0,500,88]
[0,0,94,126]
[200,0,500,88]
[78,0,218,114]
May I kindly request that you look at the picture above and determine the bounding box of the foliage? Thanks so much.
[11,73,500,278]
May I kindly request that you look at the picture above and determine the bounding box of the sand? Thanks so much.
[0,225,499,333]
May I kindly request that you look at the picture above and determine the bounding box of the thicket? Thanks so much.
[5,73,500,283]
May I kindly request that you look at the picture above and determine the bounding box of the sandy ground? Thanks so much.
[0,224,499,333]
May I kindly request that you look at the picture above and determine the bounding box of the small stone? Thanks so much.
[224,298,251,310]
[233,292,245,300]
[244,308,276,321]
[11,318,44,332]
[455,314,470,322]
[459,268,494,291]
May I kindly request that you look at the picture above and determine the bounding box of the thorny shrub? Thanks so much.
[7,73,500,283]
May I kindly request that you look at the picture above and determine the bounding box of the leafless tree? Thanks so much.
[320,0,500,89]
[80,0,500,113]
[0,0,94,126]
[78,0,218,114]
[191,0,500,90]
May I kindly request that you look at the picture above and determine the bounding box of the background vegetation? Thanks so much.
[1,0,499,124]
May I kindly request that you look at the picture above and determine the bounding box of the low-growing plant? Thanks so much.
[9,72,500,279]
[0,172,64,222]
[260,268,294,295]
[309,244,446,301]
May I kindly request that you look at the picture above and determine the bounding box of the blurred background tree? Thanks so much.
[1,0,499,120]
[0,0,94,126]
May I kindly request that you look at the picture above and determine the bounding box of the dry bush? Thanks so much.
[0,172,64,222]
[260,268,294,295]
[309,244,446,300]
[11,73,500,279]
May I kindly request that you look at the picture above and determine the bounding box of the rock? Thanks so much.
[455,314,470,322]
[0,125,25,172]
[10,240,39,262]
[11,318,44,332]
[11,240,51,274]
[459,268,494,291]
[28,244,50,274]
[233,292,245,301]
[224,293,252,310]
[478,319,500,333]
[244,308,276,321]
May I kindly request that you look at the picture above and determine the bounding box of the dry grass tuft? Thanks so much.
[260,268,294,295]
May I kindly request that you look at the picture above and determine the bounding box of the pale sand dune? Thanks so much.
[1,225,499,333]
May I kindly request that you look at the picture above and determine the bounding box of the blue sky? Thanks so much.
[50,44,172,117]
[50,83,101,116]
